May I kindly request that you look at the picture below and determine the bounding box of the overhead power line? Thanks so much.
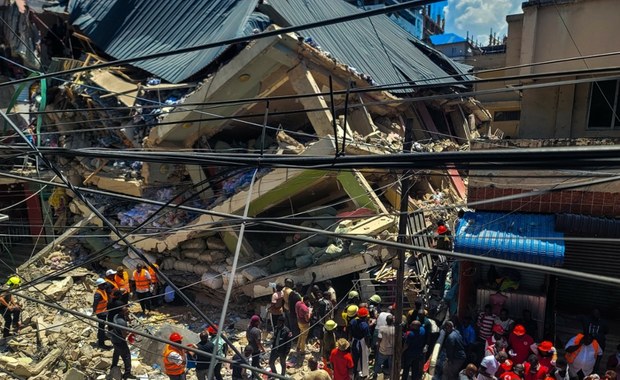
[0,0,446,88]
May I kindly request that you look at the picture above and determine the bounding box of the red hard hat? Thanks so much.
[437,225,448,235]
[169,332,183,342]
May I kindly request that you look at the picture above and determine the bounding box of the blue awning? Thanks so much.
[454,211,565,267]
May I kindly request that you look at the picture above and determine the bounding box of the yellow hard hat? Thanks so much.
[6,276,21,288]
[325,320,337,331]
[346,305,359,317]
[369,294,382,304]
[347,290,359,300]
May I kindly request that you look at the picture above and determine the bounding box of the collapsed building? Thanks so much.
[0,0,492,304]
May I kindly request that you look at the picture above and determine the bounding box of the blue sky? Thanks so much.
[442,0,523,45]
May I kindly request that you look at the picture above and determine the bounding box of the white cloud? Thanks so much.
[443,0,522,45]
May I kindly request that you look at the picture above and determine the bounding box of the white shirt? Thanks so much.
[565,336,602,376]
[167,349,185,365]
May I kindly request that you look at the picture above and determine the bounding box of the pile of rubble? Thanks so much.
[0,244,239,380]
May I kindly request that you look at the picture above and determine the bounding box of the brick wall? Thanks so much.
[468,187,620,217]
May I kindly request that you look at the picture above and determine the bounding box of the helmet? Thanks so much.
[95,278,106,286]
[6,276,21,288]
[369,294,381,304]
[105,269,117,277]
[437,225,448,235]
[346,305,359,317]
[347,290,359,300]
[357,307,369,318]
[169,332,183,342]
[325,320,337,331]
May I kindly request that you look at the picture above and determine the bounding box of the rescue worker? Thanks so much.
[349,307,371,379]
[1,276,22,338]
[132,263,152,314]
[207,325,227,380]
[341,304,359,338]
[114,267,130,303]
[93,278,112,349]
[105,269,119,292]
[148,259,163,307]
[163,332,188,380]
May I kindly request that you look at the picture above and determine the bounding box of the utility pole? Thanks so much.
[391,118,414,380]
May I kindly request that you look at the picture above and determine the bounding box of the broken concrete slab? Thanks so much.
[42,276,74,301]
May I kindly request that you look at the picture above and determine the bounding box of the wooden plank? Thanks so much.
[415,103,441,139]
[89,69,138,107]
[288,63,338,137]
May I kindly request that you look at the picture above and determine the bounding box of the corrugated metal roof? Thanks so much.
[555,213,620,238]
[454,211,565,267]
[68,0,259,83]
[429,33,467,45]
[260,0,465,86]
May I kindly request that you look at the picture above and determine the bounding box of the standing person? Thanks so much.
[314,291,333,341]
[349,307,371,379]
[110,306,136,379]
[442,321,467,379]
[270,315,292,377]
[194,329,214,380]
[495,309,515,335]
[114,267,130,304]
[323,320,337,362]
[207,325,227,380]
[105,270,120,292]
[232,346,254,380]
[148,259,163,308]
[373,305,392,349]
[486,324,509,356]
[373,314,395,380]
[304,356,331,380]
[283,278,294,327]
[402,320,426,380]
[552,358,577,380]
[523,354,549,380]
[479,355,500,380]
[246,315,265,368]
[478,305,496,341]
[288,283,302,339]
[565,333,602,379]
[132,263,152,315]
[581,309,609,351]
[269,283,285,330]
[532,341,557,370]
[324,280,337,308]
[0,278,22,338]
[508,324,534,365]
[163,332,187,380]
[330,338,354,380]
[296,298,312,358]
[107,290,126,330]
[93,278,112,349]
[459,364,478,380]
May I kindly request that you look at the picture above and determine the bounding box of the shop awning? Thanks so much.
[454,211,565,267]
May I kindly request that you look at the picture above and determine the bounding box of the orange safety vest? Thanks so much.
[133,269,150,292]
[105,278,118,291]
[114,272,129,292]
[163,344,186,375]
[94,288,108,314]
[565,333,600,364]
[148,264,159,284]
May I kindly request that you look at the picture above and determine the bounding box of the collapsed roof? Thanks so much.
[63,0,468,85]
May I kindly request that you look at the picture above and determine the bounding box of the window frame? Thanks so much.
[586,79,620,130]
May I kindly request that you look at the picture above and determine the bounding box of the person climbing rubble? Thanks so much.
[93,278,112,349]
[0,275,22,338]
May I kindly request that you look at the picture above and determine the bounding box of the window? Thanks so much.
[587,80,620,129]
[493,110,521,122]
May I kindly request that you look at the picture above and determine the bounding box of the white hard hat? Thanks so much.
[105,269,117,276]
[95,278,106,286]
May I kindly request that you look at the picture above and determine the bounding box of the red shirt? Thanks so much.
[499,372,521,380]
[523,362,549,380]
[508,333,534,364]
[330,348,354,380]
[296,301,311,323]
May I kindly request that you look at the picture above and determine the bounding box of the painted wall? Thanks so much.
[472,0,620,138]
